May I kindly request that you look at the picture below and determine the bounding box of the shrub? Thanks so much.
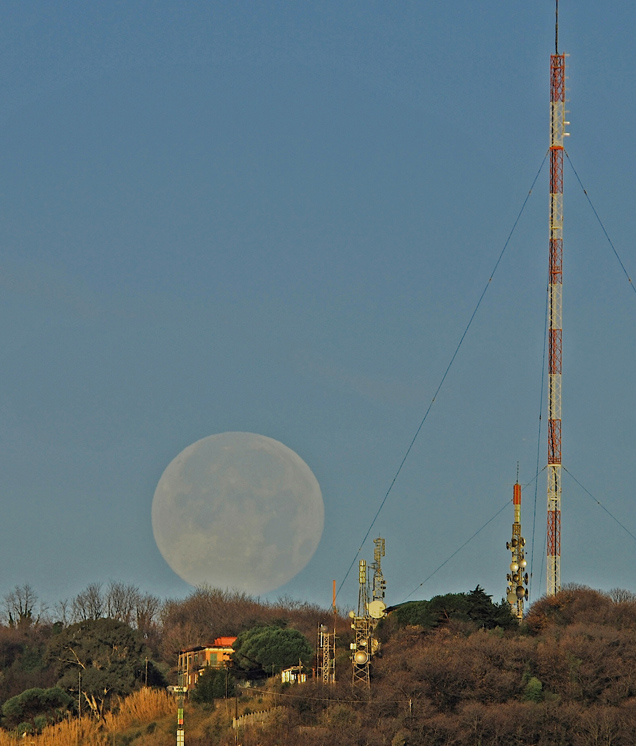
[1,686,74,728]
[524,676,544,703]
[191,667,235,704]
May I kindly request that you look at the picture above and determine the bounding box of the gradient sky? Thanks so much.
[1,1,636,615]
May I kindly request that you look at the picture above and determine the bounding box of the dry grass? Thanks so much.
[0,717,104,746]
[0,688,175,746]
[103,687,174,731]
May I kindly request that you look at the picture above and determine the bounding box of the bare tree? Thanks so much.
[3,583,40,627]
[135,592,161,636]
[105,581,139,625]
[71,583,104,622]
[51,598,71,627]
[609,587,636,604]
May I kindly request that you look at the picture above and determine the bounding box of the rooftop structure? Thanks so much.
[178,636,237,690]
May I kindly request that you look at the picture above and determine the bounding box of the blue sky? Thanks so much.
[1,1,636,614]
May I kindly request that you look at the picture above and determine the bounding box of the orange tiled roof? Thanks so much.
[179,637,237,655]
[213,636,237,647]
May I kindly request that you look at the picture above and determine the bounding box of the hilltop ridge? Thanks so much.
[2,584,636,744]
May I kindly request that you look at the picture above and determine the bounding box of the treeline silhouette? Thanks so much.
[0,581,337,711]
[219,585,636,746]
[3,582,636,745]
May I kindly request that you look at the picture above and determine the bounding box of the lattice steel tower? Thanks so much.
[506,480,529,619]
[351,559,371,688]
[350,540,387,689]
[547,0,568,595]
[317,623,335,684]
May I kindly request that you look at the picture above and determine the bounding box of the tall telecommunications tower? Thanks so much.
[547,0,568,595]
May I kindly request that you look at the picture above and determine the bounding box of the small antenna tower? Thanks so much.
[350,560,371,688]
[506,479,529,620]
[317,623,336,684]
[317,581,336,684]
[547,0,568,596]
[350,540,388,688]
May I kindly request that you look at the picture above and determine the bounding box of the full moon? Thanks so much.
[151,432,324,594]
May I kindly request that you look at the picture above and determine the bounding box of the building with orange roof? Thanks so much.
[178,636,237,690]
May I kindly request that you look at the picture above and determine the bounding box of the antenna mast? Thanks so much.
[547,0,567,595]
[350,539,387,689]
[506,480,528,619]
[351,560,371,688]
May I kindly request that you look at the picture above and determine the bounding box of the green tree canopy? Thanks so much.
[190,667,235,704]
[1,686,74,729]
[232,626,313,675]
[391,586,516,631]
[44,618,147,717]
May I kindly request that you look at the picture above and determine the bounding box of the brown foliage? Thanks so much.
[159,586,344,660]
[524,584,636,633]
[237,587,636,746]
[6,584,636,746]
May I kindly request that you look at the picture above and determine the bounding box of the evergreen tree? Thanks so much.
[392,586,516,631]
[190,667,235,704]
[232,626,312,675]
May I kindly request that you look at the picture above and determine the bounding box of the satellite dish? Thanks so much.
[354,650,368,665]
[507,591,516,604]
[368,600,386,619]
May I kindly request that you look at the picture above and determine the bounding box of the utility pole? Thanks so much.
[332,579,337,683]
[176,668,185,746]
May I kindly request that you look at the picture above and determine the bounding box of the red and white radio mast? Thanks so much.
[547,0,568,596]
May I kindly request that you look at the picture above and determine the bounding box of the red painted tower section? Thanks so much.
[546,15,567,595]
[506,481,528,620]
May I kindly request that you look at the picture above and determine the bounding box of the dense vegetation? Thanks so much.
[3,582,636,744]
[232,625,314,675]
[385,585,516,632]
[259,585,636,746]
[0,580,332,736]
